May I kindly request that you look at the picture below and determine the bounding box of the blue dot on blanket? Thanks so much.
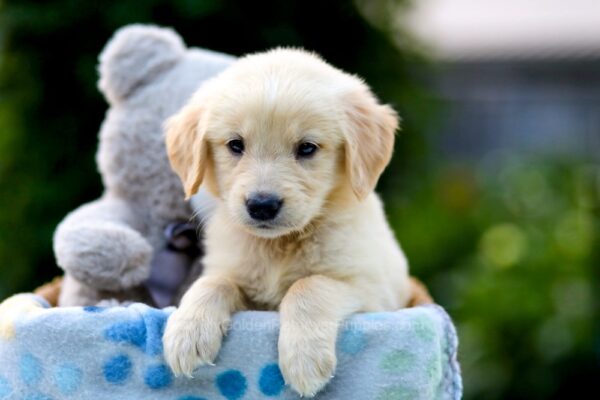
[104,309,167,355]
[258,363,285,396]
[144,364,172,389]
[83,306,106,313]
[104,318,146,349]
[24,393,53,400]
[0,376,11,399]
[363,312,390,322]
[177,397,207,400]
[53,363,82,395]
[339,326,367,355]
[103,354,132,384]
[216,370,247,400]
[20,353,43,385]
[140,308,168,355]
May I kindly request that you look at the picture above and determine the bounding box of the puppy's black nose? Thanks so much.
[246,193,283,221]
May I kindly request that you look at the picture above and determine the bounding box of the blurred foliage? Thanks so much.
[0,0,598,399]
[387,155,600,399]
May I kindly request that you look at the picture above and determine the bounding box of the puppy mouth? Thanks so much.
[250,221,283,231]
[243,219,295,238]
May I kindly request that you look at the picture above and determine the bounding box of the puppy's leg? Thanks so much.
[279,275,361,397]
[163,275,244,376]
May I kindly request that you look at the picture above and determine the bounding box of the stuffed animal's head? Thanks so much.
[96,25,233,216]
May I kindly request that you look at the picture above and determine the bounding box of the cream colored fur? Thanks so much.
[162,48,410,397]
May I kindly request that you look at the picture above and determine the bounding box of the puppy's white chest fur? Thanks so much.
[203,210,322,309]
[201,194,410,311]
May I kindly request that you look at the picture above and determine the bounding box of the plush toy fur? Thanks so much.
[53,25,233,306]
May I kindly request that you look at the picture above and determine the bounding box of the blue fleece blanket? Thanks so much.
[0,294,461,400]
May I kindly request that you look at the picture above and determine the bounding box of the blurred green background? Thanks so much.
[0,0,598,398]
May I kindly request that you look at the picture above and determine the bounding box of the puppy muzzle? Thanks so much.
[245,192,284,221]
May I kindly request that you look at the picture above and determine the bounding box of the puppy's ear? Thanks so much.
[342,89,398,200]
[165,102,208,199]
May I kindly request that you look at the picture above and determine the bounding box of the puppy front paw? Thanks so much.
[278,334,337,397]
[162,308,226,377]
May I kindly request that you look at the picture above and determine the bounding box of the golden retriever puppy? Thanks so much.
[163,48,411,397]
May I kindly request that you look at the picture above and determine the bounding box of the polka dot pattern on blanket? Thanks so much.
[258,363,285,396]
[20,353,43,386]
[104,309,168,356]
[0,377,11,398]
[144,364,173,389]
[339,325,368,355]
[103,354,132,384]
[52,363,82,395]
[216,369,247,400]
[0,297,462,399]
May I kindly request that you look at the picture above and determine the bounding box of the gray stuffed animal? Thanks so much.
[53,25,233,306]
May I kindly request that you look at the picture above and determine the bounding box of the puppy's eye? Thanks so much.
[296,142,318,158]
[227,139,245,155]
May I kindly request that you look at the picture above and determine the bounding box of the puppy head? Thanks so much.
[166,49,398,238]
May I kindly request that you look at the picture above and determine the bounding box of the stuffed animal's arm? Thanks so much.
[53,195,153,291]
